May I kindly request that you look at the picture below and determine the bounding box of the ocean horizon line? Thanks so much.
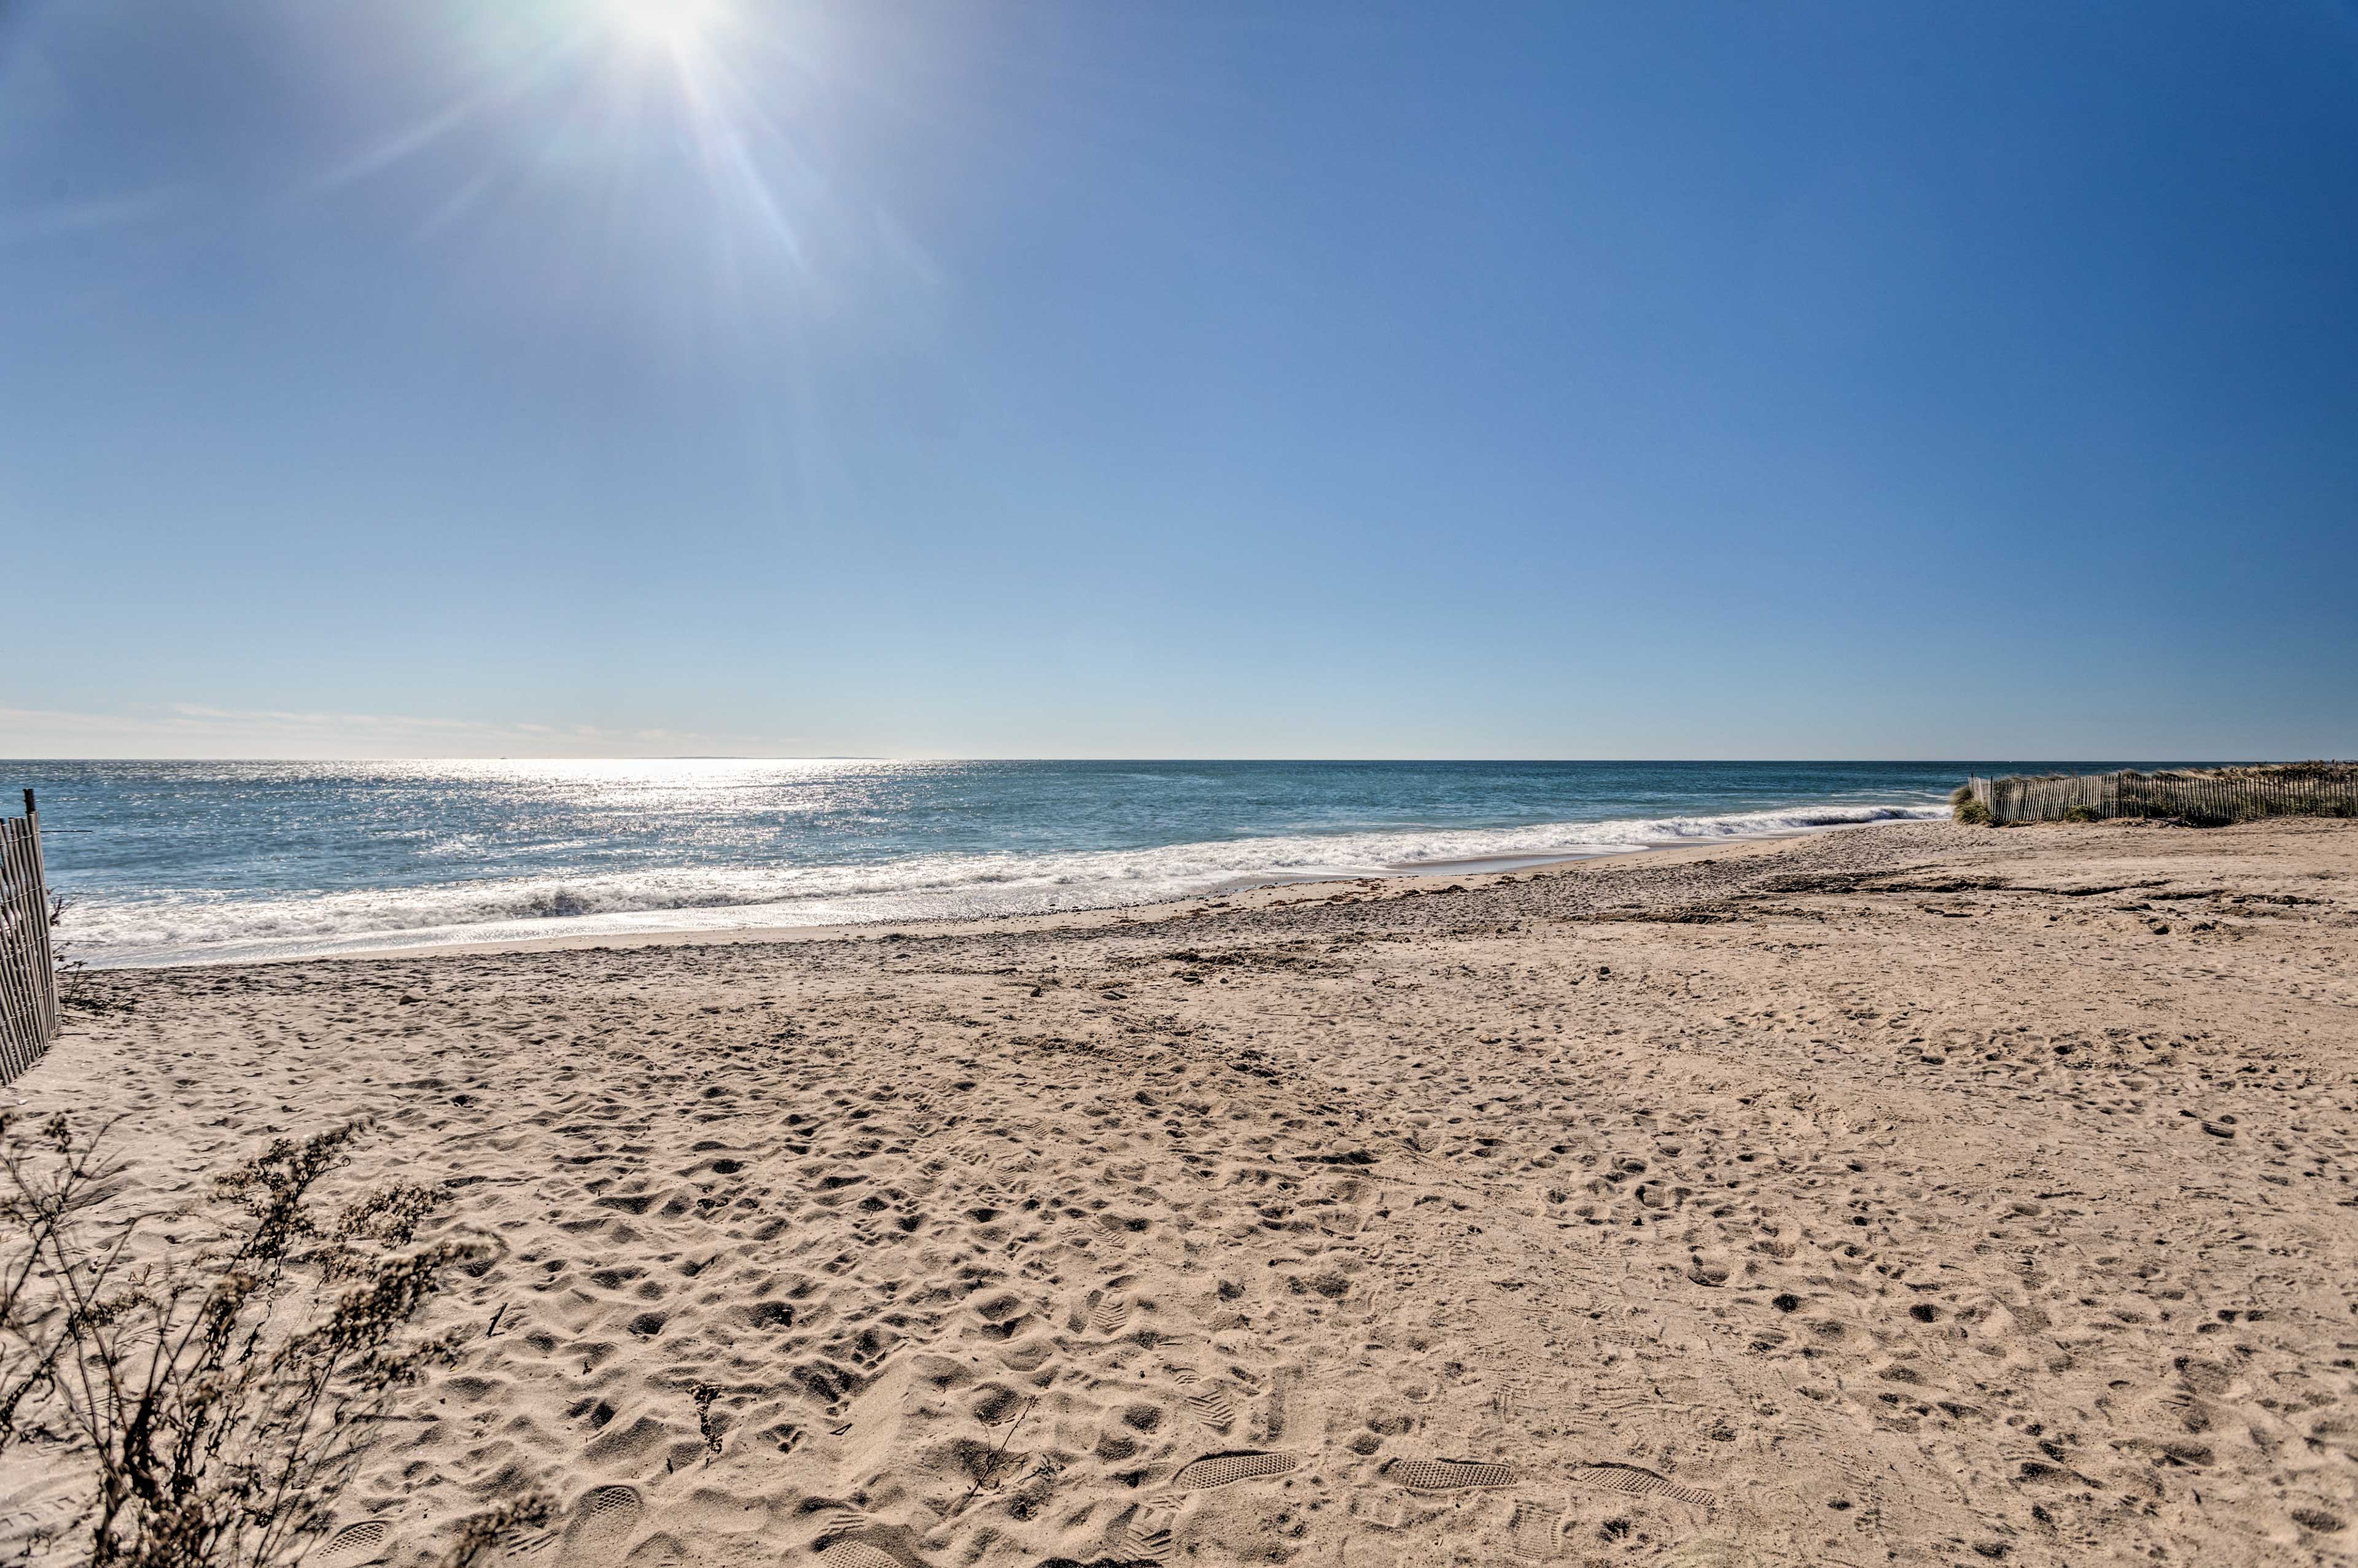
[1,754,2280,767]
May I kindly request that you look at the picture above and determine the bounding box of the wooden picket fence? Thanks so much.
[1967,766,2358,827]
[1,790,61,1084]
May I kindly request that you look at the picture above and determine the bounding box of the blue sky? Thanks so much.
[4,0,2354,759]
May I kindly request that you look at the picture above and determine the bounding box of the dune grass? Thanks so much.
[0,1115,537,1568]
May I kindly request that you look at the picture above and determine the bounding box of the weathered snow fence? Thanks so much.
[0,790,61,1084]
[1966,766,2358,826]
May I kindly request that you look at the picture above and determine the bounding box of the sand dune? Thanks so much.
[9,820,2357,1567]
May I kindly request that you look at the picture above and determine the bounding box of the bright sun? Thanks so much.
[603,0,723,53]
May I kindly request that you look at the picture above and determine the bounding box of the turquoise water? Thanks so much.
[7,758,2165,966]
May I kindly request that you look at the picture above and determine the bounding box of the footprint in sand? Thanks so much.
[1258,1364,1306,1443]
[1385,1458,1518,1491]
[1174,1451,1299,1489]
[969,1382,1027,1427]
[1684,1251,1733,1288]
[313,1520,394,1567]
[1569,1462,1714,1508]
[557,1485,644,1565]
[1184,1381,1237,1429]
[806,1503,870,1547]
[1115,1502,1177,1564]
[1170,1364,1237,1429]
[1088,1291,1130,1336]
[816,1543,904,1568]
[1506,1497,1567,1559]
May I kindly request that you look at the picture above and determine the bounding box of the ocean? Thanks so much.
[6,759,2153,968]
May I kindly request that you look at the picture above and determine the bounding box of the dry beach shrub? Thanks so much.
[0,1114,538,1568]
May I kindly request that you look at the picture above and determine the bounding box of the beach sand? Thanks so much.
[9,819,2356,1567]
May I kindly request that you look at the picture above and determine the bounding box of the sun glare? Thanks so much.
[604,0,723,54]
[313,0,831,312]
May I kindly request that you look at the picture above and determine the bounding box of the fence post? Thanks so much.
[0,789,61,1085]
[23,791,58,1041]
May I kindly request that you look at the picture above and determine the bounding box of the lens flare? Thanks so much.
[306,0,927,364]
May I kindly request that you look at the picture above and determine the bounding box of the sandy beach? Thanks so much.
[9,818,2356,1568]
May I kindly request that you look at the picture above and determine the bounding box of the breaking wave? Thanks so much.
[66,799,1943,966]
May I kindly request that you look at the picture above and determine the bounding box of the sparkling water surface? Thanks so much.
[8,759,2171,966]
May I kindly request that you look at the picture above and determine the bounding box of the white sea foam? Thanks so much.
[68,799,1944,966]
